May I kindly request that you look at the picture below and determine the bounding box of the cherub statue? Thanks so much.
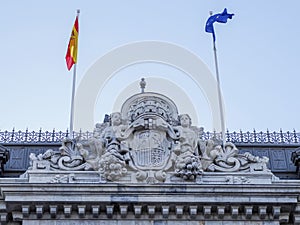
[173,114,202,179]
[100,112,130,161]
[175,114,201,156]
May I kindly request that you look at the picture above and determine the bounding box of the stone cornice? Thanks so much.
[1,181,300,201]
[0,180,299,223]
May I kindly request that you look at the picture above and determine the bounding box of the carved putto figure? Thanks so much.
[173,114,202,180]
[100,112,129,161]
[176,114,199,154]
[28,80,270,184]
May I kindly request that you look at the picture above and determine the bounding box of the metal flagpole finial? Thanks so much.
[209,11,213,16]
[77,9,80,14]
[140,78,146,93]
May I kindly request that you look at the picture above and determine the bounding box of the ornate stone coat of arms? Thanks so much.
[28,83,270,184]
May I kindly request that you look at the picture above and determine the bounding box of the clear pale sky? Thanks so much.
[0,1,299,132]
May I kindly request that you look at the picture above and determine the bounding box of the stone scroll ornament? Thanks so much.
[28,87,269,183]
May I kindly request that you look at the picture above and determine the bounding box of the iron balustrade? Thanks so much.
[0,129,299,144]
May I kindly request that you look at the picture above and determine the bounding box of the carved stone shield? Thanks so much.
[130,130,171,170]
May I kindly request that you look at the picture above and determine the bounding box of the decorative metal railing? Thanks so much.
[0,129,299,144]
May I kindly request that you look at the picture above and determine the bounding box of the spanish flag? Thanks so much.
[65,16,79,71]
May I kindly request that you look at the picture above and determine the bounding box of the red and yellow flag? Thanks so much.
[65,16,79,71]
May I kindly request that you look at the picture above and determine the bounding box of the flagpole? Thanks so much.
[69,9,80,138]
[69,63,77,138]
[212,40,226,148]
[208,11,226,148]
[205,9,233,148]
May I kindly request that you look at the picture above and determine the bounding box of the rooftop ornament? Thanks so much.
[24,86,274,184]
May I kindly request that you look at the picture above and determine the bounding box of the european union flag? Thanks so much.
[205,8,234,42]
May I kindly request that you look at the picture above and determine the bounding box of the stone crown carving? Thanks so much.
[121,92,179,126]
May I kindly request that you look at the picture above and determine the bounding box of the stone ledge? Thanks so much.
[24,170,276,185]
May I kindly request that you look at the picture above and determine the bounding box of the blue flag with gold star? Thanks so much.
[205,8,234,42]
